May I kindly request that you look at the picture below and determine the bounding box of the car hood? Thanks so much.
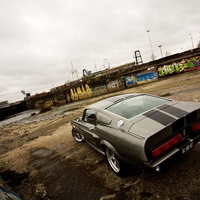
[129,101,200,138]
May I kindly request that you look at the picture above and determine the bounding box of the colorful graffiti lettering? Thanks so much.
[70,71,158,99]
[107,79,122,89]
[125,76,136,86]
[91,85,107,93]
[158,56,200,77]
[70,88,78,100]
[136,71,158,83]
[70,84,92,100]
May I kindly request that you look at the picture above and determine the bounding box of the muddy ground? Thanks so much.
[0,71,200,200]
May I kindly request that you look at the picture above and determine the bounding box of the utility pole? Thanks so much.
[158,45,163,58]
[189,34,194,50]
[147,30,155,60]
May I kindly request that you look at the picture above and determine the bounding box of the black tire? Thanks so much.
[72,128,84,143]
[105,147,125,176]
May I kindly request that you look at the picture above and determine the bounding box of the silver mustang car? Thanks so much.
[71,93,200,175]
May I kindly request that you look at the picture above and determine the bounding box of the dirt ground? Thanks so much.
[0,71,200,200]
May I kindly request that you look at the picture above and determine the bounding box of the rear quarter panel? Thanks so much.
[95,123,147,166]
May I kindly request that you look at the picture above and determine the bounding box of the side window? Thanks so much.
[83,109,96,125]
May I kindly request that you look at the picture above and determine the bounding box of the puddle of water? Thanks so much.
[0,109,40,126]
[0,104,80,126]
[31,148,54,158]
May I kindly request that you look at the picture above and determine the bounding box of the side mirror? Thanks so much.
[96,113,111,125]
[76,117,82,122]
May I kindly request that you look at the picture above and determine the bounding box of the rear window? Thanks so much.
[106,95,170,119]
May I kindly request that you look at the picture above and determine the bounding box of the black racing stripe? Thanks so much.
[157,105,188,118]
[144,109,157,116]
[144,109,176,126]
[157,104,169,110]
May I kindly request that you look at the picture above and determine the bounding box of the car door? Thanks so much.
[79,109,97,145]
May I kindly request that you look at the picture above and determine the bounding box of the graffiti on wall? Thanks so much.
[70,70,158,99]
[107,79,123,89]
[69,69,157,99]
[91,70,157,93]
[70,84,92,100]
[124,76,136,86]
[91,85,107,94]
[158,56,200,77]
[136,71,158,84]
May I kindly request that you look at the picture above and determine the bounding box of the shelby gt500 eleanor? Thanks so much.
[71,93,200,175]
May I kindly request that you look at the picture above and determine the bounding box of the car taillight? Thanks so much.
[152,133,182,158]
[191,121,200,132]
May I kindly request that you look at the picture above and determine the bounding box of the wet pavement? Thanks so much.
[0,109,39,126]
[0,104,82,126]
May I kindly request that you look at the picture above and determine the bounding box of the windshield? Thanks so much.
[106,95,171,119]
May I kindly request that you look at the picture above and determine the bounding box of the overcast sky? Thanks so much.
[0,0,200,103]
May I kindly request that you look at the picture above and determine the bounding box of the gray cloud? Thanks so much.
[0,0,199,102]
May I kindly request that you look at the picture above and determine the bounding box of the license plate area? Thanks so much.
[181,141,193,154]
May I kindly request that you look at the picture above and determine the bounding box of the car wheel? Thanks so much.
[72,128,83,143]
[105,147,123,175]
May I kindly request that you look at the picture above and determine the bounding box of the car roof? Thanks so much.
[87,93,140,111]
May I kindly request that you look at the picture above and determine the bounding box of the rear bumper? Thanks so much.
[144,131,200,169]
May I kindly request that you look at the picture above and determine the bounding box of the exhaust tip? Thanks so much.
[155,166,161,172]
